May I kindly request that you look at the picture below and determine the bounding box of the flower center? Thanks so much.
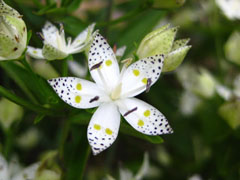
[110,83,122,101]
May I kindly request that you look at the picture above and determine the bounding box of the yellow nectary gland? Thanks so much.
[110,83,122,100]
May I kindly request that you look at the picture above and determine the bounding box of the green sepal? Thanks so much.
[137,26,178,59]
[43,43,68,60]
[163,45,191,72]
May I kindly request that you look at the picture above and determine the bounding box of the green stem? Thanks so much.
[62,59,68,77]
[59,118,71,159]
[3,128,14,158]
[64,126,91,180]
[0,62,39,104]
[0,85,62,116]
[78,145,90,180]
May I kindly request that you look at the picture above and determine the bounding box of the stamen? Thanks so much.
[124,107,138,117]
[90,61,103,71]
[89,96,99,103]
[113,44,117,53]
[121,58,132,67]
[36,32,45,41]
[59,23,64,33]
[146,78,152,93]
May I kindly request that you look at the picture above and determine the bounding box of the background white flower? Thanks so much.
[27,22,95,60]
[0,153,39,180]
[48,33,173,155]
[215,0,240,20]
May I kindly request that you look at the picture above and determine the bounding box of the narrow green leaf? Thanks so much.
[34,114,45,124]
[0,85,62,116]
[67,0,82,12]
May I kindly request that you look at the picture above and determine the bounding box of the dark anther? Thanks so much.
[90,61,103,71]
[59,23,64,33]
[36,32,44,41]
[146,78,152,93]
[15,35,19,43]
[124,107,138,117]
[89,96,99,103]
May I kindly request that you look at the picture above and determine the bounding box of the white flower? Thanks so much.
[27,22,95,60]
[215,0,240,20]
[0,153,39,180]
[48,33,173,155]
[106,153,150,180]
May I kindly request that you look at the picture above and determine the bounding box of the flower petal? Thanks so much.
[48,77,108,109]
[70,23,95,51]
[120,54,164,98]
[88,33,120,92]
[27,46,44,59]
[87,103,120,155]
[0,154,9,180]
[42,21,58,46]
[117,98,173,135]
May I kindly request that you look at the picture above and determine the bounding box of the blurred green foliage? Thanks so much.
[0,0,240,179]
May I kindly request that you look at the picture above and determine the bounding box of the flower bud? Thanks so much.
[219,101,240,129]
[224,31,240,65]
[35,170,60,180]
[137,24,191,72]
[0,0,27,60]
[0,98,23,129]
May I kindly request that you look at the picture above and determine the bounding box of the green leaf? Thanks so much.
[0,85,62,116]
[27,30,32,45]
[112,9,166,57]
[61,16,85,36]
[34,114,45,124]
[67,0,82,13]
[35,3,57,15]
[0,61,63,107]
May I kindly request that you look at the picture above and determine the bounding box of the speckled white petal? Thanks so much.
[117,98,173,136]
[12,163,39,180]
[26,46,44,59]
[0,154,9,180]
[48,77,108,109]
[87,103,120,155]
[88,33,120,92]
[120,54,164,98]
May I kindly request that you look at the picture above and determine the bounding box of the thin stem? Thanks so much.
[78,145,90,180]
[62,59,68,77]
[59,118,71,159]
[103,0,114,35]
[0,85,63,116]
[3,128,13,158]
[0,61,39,104]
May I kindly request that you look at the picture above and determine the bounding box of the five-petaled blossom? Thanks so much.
[48,33,173,155]
[27,22,95,60]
